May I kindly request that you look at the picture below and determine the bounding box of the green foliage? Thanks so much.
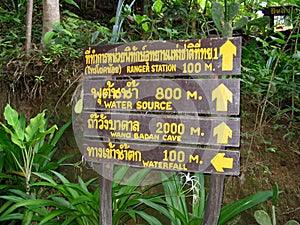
[159,172,273,225]
[242,28,300,127]
[119,0,211,41]
[219,190,273,225]
[0,8,25,62]
[211,1,248,37]
[0,171,99,224]
[252,183,299,225]
[44,15,111,58]
[160,172,205,225]
[0,104,72,193]
[112,166,164,225]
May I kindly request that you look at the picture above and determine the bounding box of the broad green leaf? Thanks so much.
[33,172,57,185]
[228,2,239,21]
[128,210,137,222]
[234,16,248,30]
[44,31,56,45]
[161,173,189,224]
[142,22,149,32]
[39,209,72,225]
[51,196,71,208]
[9,189,33,199]
[152,0,163,14]
[138,198,172,220]
[221,22,233,37]
[134,14,143,25]
[78,176,88,192]
[271,36,286,45]
[52,170,70,184]
[3,104,24,141]
[254,210,272,225]
[61,28,72,36]
[212,1,225,33]
[62,216,78,225]
[23,209,34,225]
[19,114,26,134]
[0,199,61,218]
[218,190,273,225]
[11,133,25,149]
[25,110,46,142]
[122,168,150,187]
[63,0,79,8]
[248,17,270,29]
[0,213,23,221]
[113,165,130,185]
[135,210,163,225]
[0,201,14,214]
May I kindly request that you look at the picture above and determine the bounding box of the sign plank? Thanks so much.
[83,112,240,147]
[83,79,240,115]
[84,37,241,77]
[83,140,240,175]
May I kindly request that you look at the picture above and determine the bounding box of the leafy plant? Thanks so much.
[112,166,165,225]
[159,172,273,225]
[253,183,299,225]
[0,171,99,224]
[242,26,300,128]
[211,0,248,37]
[0,166,167,224]
[0,104,72,193]
[160,172,205,225]
[44,15,110,58]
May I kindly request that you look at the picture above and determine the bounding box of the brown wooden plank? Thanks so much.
[83,37,241,77]
[83,79,240,115]
[83,112,240,146]
[83,140,240,175]
[201,174,225,225]
[100,164,113,225]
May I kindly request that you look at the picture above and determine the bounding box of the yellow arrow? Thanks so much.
[213,122,232,144]
[220,40,236,71]
[211,153,233,172]
[212,83,233,111]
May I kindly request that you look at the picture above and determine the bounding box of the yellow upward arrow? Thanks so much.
[220,40,236,71]
[213,122,232,144]
[212,83,233,111]
[211,153,233,172]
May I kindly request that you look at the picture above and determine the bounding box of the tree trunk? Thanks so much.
[42,0,60,50]
[25,0,33,57]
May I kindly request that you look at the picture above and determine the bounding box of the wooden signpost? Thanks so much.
[262,6,297,31]
[83,79,240,115]
[80,37,242,225]
[83,112,240,146]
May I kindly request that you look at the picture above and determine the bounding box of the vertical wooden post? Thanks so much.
[100,164,113,225]
[201,174,225,225]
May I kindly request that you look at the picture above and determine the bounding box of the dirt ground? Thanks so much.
[0,57,299,224]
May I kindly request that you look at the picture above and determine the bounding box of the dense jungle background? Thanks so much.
[0,0,299,224]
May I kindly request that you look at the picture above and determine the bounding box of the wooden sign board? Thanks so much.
[83,79,240,115]
[262,6,297,31]
[83,112,240,147]
[263,6,298,16]
[84,37,241,77]
[83,140,240,175]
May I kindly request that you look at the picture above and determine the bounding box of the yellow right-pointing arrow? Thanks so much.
[213,122,232,144]
[212,83,233,111]
[211,153,233,172]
